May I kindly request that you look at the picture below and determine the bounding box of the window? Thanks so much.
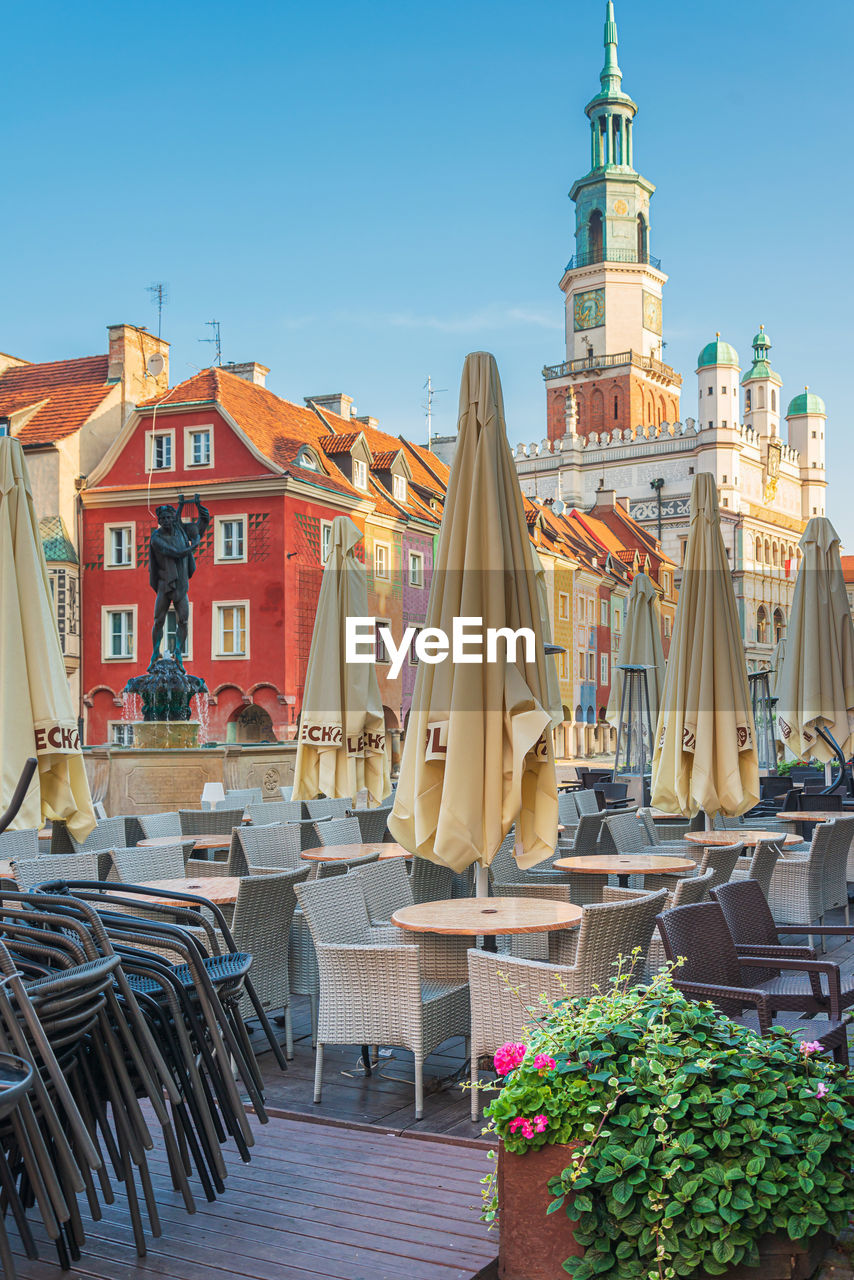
[409,626,423,665]
[662,571,671,594]
[320,520,333,565]
[104,608,134,660]
[722,475,728,484]
[558,651,568,680]
[188,429,211,467]
[587,652,596,682]
[745,390,752,411]
[353,457,368,489]
[758,387,765,409]
[558,592,569,621]
[600,600,608,626]
[613,395,619,421]
[664,615,672,639]
[147,431,173,471]
[708,421,713,430]
[708,387,713,397]
[374,618,392,664]
[688,466,694,475]
[374,543,390,580]
[773,608,785,644]
[771,390,776,412]
[106,524,134,568]
[216,516,246,563]
[587,598,594,622]
[721,420,727,428]
[214,603,248,657]
[110,723,134,747]
[812,431,817,439]
[296,446,319,470]
[721,386,727,395]
[408,551,424,587]
[0,418,9,436]
[756,606,768,645]
[600,654,609,686]
[393,474,407,503]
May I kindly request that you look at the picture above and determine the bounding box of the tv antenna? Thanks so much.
[200,319,222,366]
[423,374,447,449]
[146,283,168,338]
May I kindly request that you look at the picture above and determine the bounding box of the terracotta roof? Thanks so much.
[841,556,854,583]
[318,432,362,454]
[371,449,401,470]
[0,354,113,445]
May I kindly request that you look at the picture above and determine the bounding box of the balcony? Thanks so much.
[543,348,681,383]
[564,248,661,271]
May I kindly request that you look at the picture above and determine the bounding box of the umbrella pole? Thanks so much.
[475,864,489,898]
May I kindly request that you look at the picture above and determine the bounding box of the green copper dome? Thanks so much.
[787,388,826,416]
[697,335,739,369]
[752,326,771,351]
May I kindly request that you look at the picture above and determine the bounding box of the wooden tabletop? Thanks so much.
[553,853,695,876]
[391,897,583,936]
[138,835,232,851]
[135,877,242,906]
[777,812,846,823]
[301,842,410,863]
[683,829,801,847]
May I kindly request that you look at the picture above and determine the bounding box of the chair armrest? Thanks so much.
[736,943,817,960]
[738,954,843,1019]
[776,923,854,936]
[601,886,649,902]
[673,978,773,1032]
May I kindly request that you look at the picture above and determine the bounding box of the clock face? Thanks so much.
[573,288,605,332]
[614,198,628,215]
[642,289,662,335]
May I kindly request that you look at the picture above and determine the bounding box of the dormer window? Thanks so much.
[393,474,407,503]
[353,458,368,489]
[296,447,319,471]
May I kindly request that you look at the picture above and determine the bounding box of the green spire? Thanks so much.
[600,1,623,95]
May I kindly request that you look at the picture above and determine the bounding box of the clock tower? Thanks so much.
[544,2,681,442]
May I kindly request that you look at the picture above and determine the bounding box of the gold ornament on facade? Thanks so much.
[614,198,628,215]
[763,438,782,503]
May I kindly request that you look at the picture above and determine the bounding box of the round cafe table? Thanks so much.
[683,830,801,849]
[776,812,843,824]
[138,835,232,852]
[134,877,241,907]
[391,897,583,952]
[553,853,695,889]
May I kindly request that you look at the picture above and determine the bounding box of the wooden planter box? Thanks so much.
[497,1142,830,1280]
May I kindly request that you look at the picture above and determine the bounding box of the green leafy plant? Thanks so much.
[482,962,854,1279]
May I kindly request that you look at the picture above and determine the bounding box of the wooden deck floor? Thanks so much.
[7,1114,497,1280]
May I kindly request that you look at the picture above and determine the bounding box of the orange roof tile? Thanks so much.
[0,354,113,445]
[318,432,363,454]
[371,449,402,470]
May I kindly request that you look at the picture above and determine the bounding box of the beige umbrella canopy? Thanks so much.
[292,516,391,804]
[651,474,759,818]
[606,571,665,732]
[531,544,564,731]
[388,352,558,876]
[770,637,787,700]
[0,438,96,839]
[775,517,854,763]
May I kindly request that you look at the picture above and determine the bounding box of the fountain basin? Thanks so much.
[131,722,202,750]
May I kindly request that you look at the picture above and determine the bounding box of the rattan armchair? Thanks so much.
[467,890,666,1118]
[236,821,303,873]
[311,816,363,847]
[349,806,393,844]
[355,859,413,925]
[0,829,39,861]
[305,798,351,820]
[138,811,182,839]
[766,821,836,938]
[111,843,185,882]
[179,807,244,836]
[221,787,264,809]
[15,852,104,889]
[295,875,470,1118]
[574,789,601,816]
[730,840,781,899]
[247,800,304,825]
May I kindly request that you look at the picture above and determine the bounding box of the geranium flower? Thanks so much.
[508,1117,535,1139]
[494,1042,526,1075]
[815,1082,829,1100]
[799,1041,823,1056]
[533,1054,556,1073]
[533,1114,548,1133]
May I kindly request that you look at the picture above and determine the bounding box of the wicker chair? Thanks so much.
[557,792,579,827]
[767,822,836,938]
[235,822,303,873]
[280,786,294,801]
[467,889,667,1118]
[15,852,103,890]
[556,812,606,858]
[296,875,470,1118]
[247,800,304,826]
[305,798,351,820]
[222,788,264,809]
[179,807,244,836]
[111,843,185,882]
[138,811,182,839]
[0,829,39,861]
[657,898,852,1030]
[730,840,781,899]
[350,807,393,845]
[222,869,309,1057]
[355,859,413,925]
[311,817,362,847]
[574,790,601,816]
[824,816,854,925]
[410,858,456,903]
[599,811,654,855]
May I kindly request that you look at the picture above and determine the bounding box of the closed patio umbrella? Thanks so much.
[776,517,854,763]
[651,473,758,818]
[606,571,665,731]
[292,515,391,805]
[388,351,558,882]
[770,637,787,700]
[531,544,563,731]
[0,438,96,839]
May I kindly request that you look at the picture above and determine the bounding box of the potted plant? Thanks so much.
[481,963,854,1279]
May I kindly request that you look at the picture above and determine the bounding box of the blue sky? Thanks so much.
[6,1,852,538]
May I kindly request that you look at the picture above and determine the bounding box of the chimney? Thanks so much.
[352,414,378,430]
[0,351,29,378]
[306,393,353,421]
[107,324,169,403]
[592,487,617,509]
[222,361,269,387]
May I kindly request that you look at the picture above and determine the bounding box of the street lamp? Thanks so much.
[612,663,654,806]
[650,477,665,542]
[748,668,778,775]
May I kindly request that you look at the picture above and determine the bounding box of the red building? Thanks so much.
[81,366,443,745]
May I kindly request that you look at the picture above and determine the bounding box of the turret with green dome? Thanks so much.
[697,334,739,370]
[741,325,781,387]
[787,387,826,417]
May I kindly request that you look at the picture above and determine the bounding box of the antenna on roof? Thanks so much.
[200,320,222,367]
[146,283,168,338]
[423,375,447,450]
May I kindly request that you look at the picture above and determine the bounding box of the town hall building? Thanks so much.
[514,2,827,671]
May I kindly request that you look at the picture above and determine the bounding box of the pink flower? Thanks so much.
[533,1114,549,1133]
[815,1083,829,1100]
[494,1042,526,1075]
[508,1116,536,1140]
[800,1041,823,1056]
[533,1054,556,1073]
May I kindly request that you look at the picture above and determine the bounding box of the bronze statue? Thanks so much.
[148,493,209,670]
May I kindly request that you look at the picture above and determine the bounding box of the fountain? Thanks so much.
[122,495,210,749]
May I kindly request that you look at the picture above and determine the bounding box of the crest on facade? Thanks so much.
[763,439,782,504]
